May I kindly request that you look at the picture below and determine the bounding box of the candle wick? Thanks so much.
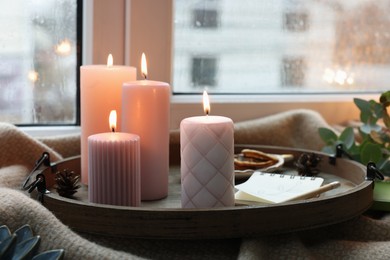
[143,73,147,80]
[111,127,115,133]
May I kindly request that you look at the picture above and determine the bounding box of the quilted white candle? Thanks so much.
[180,91,235,208]
[88,111,141,206]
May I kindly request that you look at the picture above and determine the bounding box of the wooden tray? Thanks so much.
[30,145,373,239]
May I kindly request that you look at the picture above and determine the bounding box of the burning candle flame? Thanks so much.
[203,90,210,116]
[109,110,117,132]
[141,52,147,79]
[107,54,113,67]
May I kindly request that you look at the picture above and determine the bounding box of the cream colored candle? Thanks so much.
[88,110,140,206]
[122,53,170,200]
[180,91,235,208]
[80,54,136,185]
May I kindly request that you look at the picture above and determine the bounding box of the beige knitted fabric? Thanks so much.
[1,109,389,259]
[169,109,329,154]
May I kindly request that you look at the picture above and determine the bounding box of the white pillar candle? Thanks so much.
[80,54,136,185]
[180,91,235,208]
[88,110,140,206]
[122,53,170,200]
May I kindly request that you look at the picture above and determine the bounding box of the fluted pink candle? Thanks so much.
[80,54,137,185]
[122,53,170,201]
[180,91,235,208]
[88,110,140,206]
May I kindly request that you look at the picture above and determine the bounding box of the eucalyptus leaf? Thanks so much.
[354,98,371,114]
[360,123,382,134]
[360,143,382,165]
[372,101,384,118]
[348,143,360,157]
[318,127,338,144]
[320,91,389,176]
[339,127,355,149]
[370,131,383,144]
[384,115,390,129]
[378,159,390,175]
[321,146,335,155]
[360,112,370,124]
[380,91,390,106]
[355,98,380,125]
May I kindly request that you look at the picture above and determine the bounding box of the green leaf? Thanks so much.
[372,101,384,119]
[370,131,384,144]
[339,127,355,149]
[378,159,390,176]
[360,143,382,165]
[318,128,338,144]
[360,123,382,134]
[354,98,371,114]
[321,146,335,155]
[383,112,390,129]
[380,91,390,107]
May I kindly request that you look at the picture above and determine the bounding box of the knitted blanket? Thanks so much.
[1,109,389,259]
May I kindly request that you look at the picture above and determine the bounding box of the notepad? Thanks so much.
[235,172,324,204]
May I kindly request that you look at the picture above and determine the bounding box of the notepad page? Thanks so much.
[235,172,324,204]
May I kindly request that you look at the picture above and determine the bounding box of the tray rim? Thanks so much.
[30,144,373,239]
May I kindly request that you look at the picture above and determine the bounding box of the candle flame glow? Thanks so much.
[109,110,117,132]
[107,54,113,67]
[141,52,147,79]
[203,90,210,115]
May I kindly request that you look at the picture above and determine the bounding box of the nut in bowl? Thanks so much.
[234,149,292,180]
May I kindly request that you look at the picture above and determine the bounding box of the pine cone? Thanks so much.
[295,153,321,176]
[55,169,80,198]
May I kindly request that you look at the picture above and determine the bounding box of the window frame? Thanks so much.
[23,0,380,137]
[126,0,377,128]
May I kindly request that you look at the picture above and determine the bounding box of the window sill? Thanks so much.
[169,93,376,129]
[21,126,81,138]
[20,93,377,136]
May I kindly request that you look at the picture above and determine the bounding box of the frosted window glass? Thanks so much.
[0,0,78,124]
[173,0,390,94]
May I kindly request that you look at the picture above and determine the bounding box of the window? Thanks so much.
[281,57,306,87]
[172,0,390,94]
[21,1,385,134]
[191,56,218,87]
[0,0,80,125]
[283,11,309,32]
[193,9,219,28]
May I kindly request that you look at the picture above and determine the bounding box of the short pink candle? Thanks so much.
[122,53,170,201]
[88,111,140,206]
[180,91,235,208]
[80,54,137,185]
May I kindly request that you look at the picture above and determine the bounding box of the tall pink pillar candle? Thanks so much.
[88,111,141,206]
[122,53,170,201]
[80,55,136,185]
[122,80,170,200]
[180,92,235,208]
